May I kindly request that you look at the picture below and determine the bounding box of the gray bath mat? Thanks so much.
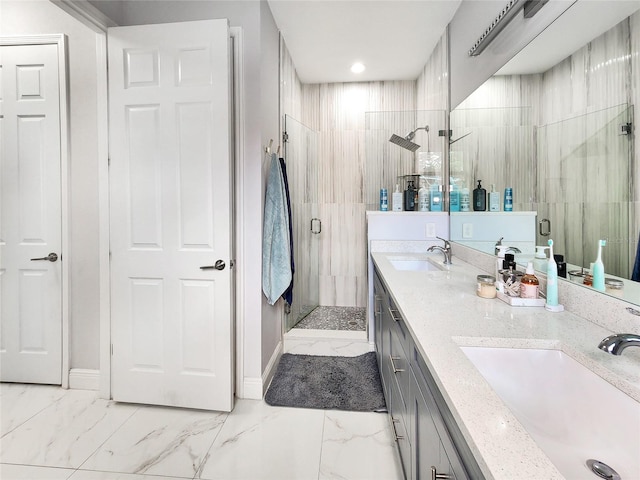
[264,352,387,412]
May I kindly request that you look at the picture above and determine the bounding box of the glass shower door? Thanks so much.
[536,104,633,278]
[284,115,320,330]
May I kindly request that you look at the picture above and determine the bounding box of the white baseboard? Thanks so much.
[69,368,100,391]
[240,340,283,400]
[262,340,283,393]
[242,377,263,400]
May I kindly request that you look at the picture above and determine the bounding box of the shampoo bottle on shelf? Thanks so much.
[450,185,460,212]
[379,188,388,211]
[520,262,539,299]
[430,184,442,211]
[504,187,513,211]
[473,180,486,211]
[404,180,416,211]
[460,187,470,212]
[418,180,429,212]
[392,184,403,212]
[592,239,607,292]
[489,184,500,211]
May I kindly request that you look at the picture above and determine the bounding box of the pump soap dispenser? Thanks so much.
[545,239,564,312]
[473,180,486,211]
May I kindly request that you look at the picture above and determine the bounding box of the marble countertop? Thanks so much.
[371,252,640,480]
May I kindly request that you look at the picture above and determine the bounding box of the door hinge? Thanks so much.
[283,131,289,143]
[108,157,111,166]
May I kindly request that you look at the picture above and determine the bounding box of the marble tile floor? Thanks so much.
[293,306,366,331]
[1,344,401,480]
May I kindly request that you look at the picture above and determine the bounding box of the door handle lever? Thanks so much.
[30,252,59,262]
[200,260,225,270]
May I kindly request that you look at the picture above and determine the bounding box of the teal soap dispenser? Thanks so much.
[545,239,564,312]
[592,239,606,292]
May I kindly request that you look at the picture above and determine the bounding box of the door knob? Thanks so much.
[200,260,225,271]
[30,252,58,262]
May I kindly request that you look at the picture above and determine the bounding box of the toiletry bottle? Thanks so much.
[473,180,486,211]
[554,254,567,278]
[592,239,606,292]
[392,184,403,212]
[404,180,416,211]
[545,239,563,311]
[429,184,442,211]
[450,185,460,212]
[520,262,539,299]
[495,245,509,281]
[418,181,429,212]
[504,187,513,212]
[533,246,548,271]
[380,188,388,211]
[460,187,470,212]
[489,184,500,212]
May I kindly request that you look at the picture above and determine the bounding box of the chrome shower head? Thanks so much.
[389,133,420,152]
[389,125,429,152]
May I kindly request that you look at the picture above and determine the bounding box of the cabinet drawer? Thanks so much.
[388,363,411,480]
[389,320,410,414]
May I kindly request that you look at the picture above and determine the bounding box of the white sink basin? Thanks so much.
[460,346,640,480]
[389,258,444,272]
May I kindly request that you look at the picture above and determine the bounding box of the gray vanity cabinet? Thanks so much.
[373,265,483,480]
[374,269,412,478]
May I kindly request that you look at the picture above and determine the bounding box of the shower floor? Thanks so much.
[293,306,366,331]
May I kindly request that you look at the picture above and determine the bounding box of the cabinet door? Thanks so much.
[411,368,449,480]
[373,270,385,369]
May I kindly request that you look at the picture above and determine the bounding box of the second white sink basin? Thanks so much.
[460,346,640,480]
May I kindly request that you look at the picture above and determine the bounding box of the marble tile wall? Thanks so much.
[538,16,635,278]
[302,81,417,307]
[280,30,449,309]
[451,75,541,212]
[416,32,449,111]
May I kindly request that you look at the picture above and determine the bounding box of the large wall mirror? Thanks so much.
[449,0,640,305]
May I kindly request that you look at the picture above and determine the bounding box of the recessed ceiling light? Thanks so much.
[350,62,365,74]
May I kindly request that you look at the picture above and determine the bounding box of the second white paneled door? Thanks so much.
[0,43,63,385]
[108,20,234,411]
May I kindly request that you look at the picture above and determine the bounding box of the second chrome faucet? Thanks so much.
[428,237,452,265]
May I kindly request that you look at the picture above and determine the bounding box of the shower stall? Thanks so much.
[283,115,320,330]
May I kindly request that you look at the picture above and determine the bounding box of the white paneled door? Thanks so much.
[108,20,234,411]
[0,43,63,385]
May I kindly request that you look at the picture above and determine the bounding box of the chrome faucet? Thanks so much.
[427,237,452,265]
[598,333,640,355]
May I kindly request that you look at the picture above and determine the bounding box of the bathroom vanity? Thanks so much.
[371,251,640,480]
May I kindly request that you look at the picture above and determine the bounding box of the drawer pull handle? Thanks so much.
[374,296,382,317]
[391,418,405,441]
[389,355,405,373]
[388,306,401,322]
[431,466,451,480]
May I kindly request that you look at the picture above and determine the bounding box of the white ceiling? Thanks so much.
[267,0,462,84]
[268,0,640,84]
